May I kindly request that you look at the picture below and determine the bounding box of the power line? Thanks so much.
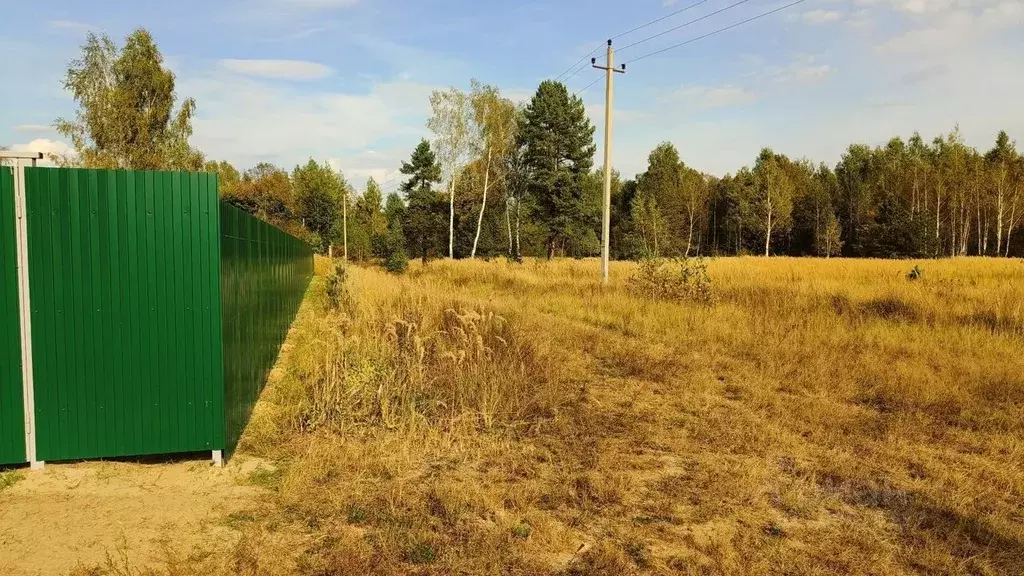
[555,0,714,81]
[561,59,594,84]
[623,0,806,64]
[610,0,717,40]
[617,0,755,53]
[555,44,605,81]
[574,76,603,96]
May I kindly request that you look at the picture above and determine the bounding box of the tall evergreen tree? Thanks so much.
[400,140,444,263]
[518,80,596,259]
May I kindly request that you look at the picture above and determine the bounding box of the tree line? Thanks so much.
[33,28,1024,263]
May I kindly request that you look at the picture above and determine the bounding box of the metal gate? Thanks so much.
[24,168,225,462]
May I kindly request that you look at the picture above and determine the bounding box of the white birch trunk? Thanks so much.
[471,146,492,259]
[505,197,513,256]
[448,177,456,259]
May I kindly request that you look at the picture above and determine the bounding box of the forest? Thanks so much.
[24,29,1024,263]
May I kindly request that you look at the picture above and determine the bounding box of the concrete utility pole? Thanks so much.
[592,40,625,285]
[342,191,348,261]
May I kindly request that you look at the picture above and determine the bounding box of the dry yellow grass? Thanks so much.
[74,256,1024,575]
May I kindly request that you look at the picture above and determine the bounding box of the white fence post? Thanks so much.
[4,152,43,469]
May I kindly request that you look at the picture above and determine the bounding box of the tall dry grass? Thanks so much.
[73,256,1024,575]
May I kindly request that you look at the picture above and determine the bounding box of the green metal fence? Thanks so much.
[220,202,313,454]
[0,167,312,465]
[0,167,26,465]
[24,168,226,461]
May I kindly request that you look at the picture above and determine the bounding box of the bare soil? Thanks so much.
[0,457,263,575]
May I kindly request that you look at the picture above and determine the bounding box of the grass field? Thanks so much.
[77,256,1024,575]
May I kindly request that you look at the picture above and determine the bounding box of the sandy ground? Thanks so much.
[0,456,264,575]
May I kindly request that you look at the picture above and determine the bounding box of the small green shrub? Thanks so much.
[385,247,409,274]
[0,470,23,491]
[325,262,353,311]
[907,265,924,281]
[511,522,532,539]
[628,256,714,305]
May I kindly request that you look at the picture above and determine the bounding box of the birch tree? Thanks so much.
[428,87,472,259]
[1006,156,1024,256]
[503,142,529,260]
[55,29,202,170]
[468,81,517,259]
[753,148,794,256]
[986,131,1017,255]
[680,168,708,256]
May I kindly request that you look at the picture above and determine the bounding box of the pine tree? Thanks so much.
[400,140,443,263]
[519,80,596,259]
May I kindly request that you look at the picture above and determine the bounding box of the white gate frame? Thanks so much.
[1,151,43,469]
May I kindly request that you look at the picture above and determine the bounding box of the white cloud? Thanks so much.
[876,9,979,52]
[325,148,409,192]
[980,0,1024,26]
[774,63,835,83]
[267,26,334,42]
[180,67,437,175]
[13,124,54,133]
[665,85,758,109]
[9,139,75,166]
[702,86,758,108]
[503,88,536,105]
[47,20,96,32]
[219,59,334,80]
[801,9,844,23]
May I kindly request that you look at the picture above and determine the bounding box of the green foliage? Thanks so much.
[816,210,844,257]
[519,80,596,258]
[293,159,345,247]
[55,28,202,170]
[907,265,924,281]
[401,140,444,263]
[385,246,409,274]
[204,160,241,196]
[511,522,532,539]
[325,262,351,311]
[0,470,23,491]
[224,162,294,222]
[356,177,389,258]
[628,257,714,305]
[753,148,795,256]
[385,192,406,230]
[345,214,374,262]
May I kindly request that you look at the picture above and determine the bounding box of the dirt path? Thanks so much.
[0,457,263,575]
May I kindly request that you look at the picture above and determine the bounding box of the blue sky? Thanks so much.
[1,0,1022,193]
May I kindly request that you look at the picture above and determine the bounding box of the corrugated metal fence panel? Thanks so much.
[220,202,312,454]
[24,168,225,461]
[0,167,26,465]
